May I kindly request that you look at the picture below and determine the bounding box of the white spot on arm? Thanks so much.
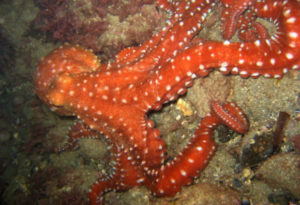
[180,170,187,176]
[270,58,276,65]
[170,35,175,41]
[238,59,245,64]
[285,52,294,59]
[256,61,263,67]
[283,9,291,17]
[254,40,261,47]
[288,32,298,39]
[286,17,296,24]
[223,40,230,45]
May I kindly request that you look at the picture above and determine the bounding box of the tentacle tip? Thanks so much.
[211,101,249,134]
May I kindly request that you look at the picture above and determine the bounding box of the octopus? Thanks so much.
[34,0,300,204]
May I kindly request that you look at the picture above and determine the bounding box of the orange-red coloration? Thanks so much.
[34,0,300,204]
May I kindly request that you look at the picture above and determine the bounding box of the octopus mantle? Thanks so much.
[34,0,300,204]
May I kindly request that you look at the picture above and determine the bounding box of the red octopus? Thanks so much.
[34,0,300,204]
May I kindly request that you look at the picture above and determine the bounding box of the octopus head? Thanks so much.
[34,44,100,115]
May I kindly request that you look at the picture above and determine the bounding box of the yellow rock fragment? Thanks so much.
[176,98,193,116]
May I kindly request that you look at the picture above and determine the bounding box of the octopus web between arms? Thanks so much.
[34,0,300,204]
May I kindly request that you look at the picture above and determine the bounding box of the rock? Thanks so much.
[78,138,108,160]
[0,129,10,143]
[240,130,274,167]
[152,183,240,205]
[256,153,300,198]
